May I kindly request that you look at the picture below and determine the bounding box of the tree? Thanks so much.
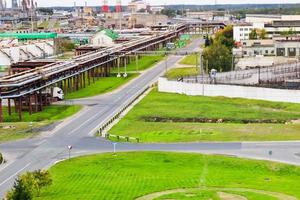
[203,42,232,72]
[281,28,296,39]
[161,9,176,18]
[288,28,297,36]
[20,170,52,197]
[59,40,76,53]
[6,170,52,199]
[0,152,3,164]
[214,25,235,50]
[6,179,32,200]
[258,29,267,39]
[249,29,258,39]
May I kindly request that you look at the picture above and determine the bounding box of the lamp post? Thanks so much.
[117,56,121,78]
[124,56,127,78]
[199,49,204,95]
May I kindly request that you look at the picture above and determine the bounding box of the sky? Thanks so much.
[6,0,300,7]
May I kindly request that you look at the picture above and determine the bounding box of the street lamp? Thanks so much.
[199,49,204,95]
[117,56,121,78]
[124,56,127,78]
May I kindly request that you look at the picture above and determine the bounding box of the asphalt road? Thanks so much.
[0,39,300,197]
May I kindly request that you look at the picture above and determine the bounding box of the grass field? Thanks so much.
[109,89,300,142]
[65,73,138,99]
[37,152,300,200]
[112,55,164,73]
[65,55,163,99]
[180,54,198,65]
[0,105,81,142]
[165,67,198,79]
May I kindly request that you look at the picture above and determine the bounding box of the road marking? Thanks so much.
[0,163,31,187]
[36,140,47,146]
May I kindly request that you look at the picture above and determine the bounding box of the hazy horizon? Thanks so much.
[5,0,300,8]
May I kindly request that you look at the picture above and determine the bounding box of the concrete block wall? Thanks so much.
[158,77,300,103]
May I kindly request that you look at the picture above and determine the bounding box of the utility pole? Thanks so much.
[124,55,127,77]
[231,54,234,71]
[135,53,138,73]
[200,51,204,96]
[165,53,168,73]
[117,56,121,77]
[195,52,198,82]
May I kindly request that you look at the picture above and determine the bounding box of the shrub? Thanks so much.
[5,170,52,200]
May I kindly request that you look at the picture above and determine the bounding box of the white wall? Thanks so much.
[233,26,253,42]
[158,77,300,103]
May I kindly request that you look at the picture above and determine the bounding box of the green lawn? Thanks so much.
[165,67,198,79]
[180,54,198,65]
[109,89,300,142]
[37,152,300,200]
[0,105,81,142]
[112,55,164,73]
[65,73,138,99]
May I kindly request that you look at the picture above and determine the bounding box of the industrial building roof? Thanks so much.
[102,29,119,40]
[0,32,57,39]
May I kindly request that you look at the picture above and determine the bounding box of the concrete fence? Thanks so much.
[158,77,300,103]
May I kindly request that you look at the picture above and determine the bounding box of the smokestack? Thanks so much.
[102,0,109,13]
[115,0,121,12]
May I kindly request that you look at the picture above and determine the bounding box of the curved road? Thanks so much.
[0,39,300,197]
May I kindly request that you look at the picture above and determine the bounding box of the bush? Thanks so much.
[5,170,52,200]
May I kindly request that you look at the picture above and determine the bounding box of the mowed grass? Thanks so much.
[65,55,163,99]
[65,73,138,99]
[112,55,164,73]
[38,152,300,200]
[0,105,81,142]
[109,89,300,142]
[165,67,198,79]
[180,54,198,65]
[2,105,81,122]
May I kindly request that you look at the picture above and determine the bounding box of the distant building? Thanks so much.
[128,0,148,13]
[11,0,18,9]
[234,15,300,42]
[91,29,119,46]
[150,6,164,14]
[186,11,214,21]
[128,13,168,28]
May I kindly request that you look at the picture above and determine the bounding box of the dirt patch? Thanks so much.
[217,192,247,200]
[290,119,300,124]
[141,116,287,124]
[135,187,297,200]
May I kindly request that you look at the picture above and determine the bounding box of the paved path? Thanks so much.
[0,39,200,196]
[0,39,300,198]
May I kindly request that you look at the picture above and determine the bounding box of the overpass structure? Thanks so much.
[173,18,227,34]
[0,24,187,122]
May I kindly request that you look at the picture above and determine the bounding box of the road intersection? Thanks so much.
[0,38,300,197]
